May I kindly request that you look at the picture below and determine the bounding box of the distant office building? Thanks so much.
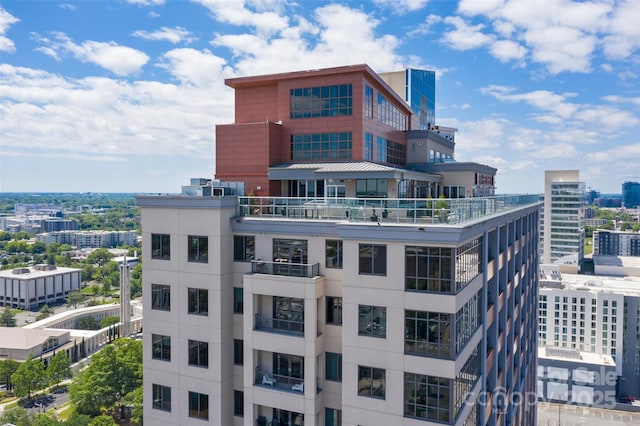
[595,198,622,208]
[593,230,640,256]
[36,230,138,248]
[379,68,436,130]
[585,189,600,206]
[538,265,640,398]
[583,218,607,227]
[622,181,640,208]
[41,218,78,232]
[540,170,585,265]
[0,264,81,310]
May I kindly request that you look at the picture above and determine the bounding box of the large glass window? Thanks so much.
[273,297,304,334]
[364,133,373,161]
[405,310,452,358]
[358,366,385,399]
[453,344,481,419]
[273,238,308,277]
[188,340,208,368]
[152,334,171,361]
[234,235,255,262]
[325,240,343,269]
[376,137,405,166]
[188,391,209,420]
[356,179,387,198]
[188,235,208,263]
[151,284,170,311]
[455,238,482,292]
[151,233,170,260]
[364,85,373,119]
[290,84,352,118]
[234,339,243,365]
[233,287,243,314]
[234,390,244,417]
[325,352,342,382]
[273,409,304,426]
[291,132,352,161]
[359,244,386,275]
[358,305,386,338]
[405,246,452,293]
[404,373,450,422]
[376,93,407,130]
[326,296,343,325]
[273,353,304,384]
[455,290,482,354]
[188,288,208,316]
[152,384,171,412]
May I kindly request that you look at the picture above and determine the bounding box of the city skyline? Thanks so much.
[1,0,639,194]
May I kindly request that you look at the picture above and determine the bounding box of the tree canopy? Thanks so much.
[11,354,46,399]
[0,306,17,327]
[47,351,72,390]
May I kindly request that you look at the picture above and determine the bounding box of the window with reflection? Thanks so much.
[405,246,452,293]
[290,84,352,118]
[273,297,304,334]
[405,310,452,358]
[358,305,386,338]
[358,366,385,399]
[359,244,386,275]
[404,373,450,422]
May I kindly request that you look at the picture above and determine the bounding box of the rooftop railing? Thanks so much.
[251,259,320,278]
[238,195,540,225]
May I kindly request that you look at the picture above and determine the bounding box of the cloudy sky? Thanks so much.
[1,0,639,194]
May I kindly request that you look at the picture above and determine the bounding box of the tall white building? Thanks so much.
[540,170,585,265]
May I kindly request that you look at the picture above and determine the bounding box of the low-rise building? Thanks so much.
[0,264,81,310]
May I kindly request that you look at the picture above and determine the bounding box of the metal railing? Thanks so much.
[238,195,540,225]
[251,259,320,278]
[254,313,304,336]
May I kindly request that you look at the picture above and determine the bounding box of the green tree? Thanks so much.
[0,358,19,390]
[121,386,143,425]
[69,338,142,416]
[76,316,101,330]
[100,316,120,328]
[12,354,46,400]
[0,306,17,327]
[129,263,142,298]
[86,248,113,267]
[30,241,46,254]
[36,304,54,321]
[66,290,85,309]
[46,351,72,390]
[0,407,31,426]
[89,414,118,426]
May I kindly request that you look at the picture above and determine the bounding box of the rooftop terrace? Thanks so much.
[237,194,540,225]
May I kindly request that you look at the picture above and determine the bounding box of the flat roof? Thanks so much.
[538,347,615,366]
[0,328,69,351]
[268,161,442,182]
[0,265,81,279]
[539,271,640,297]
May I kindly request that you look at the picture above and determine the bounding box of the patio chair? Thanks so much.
[262,374,276,387]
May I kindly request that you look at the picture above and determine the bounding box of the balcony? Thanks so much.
[255,312,304,337]
[255,369,305,395]
[237,195,541,225]
[252,259,320,278]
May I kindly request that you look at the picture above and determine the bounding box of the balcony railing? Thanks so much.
[237,195,540,225]
[251,259,320,278]
[255,370,304,394]
[254,313,304,336]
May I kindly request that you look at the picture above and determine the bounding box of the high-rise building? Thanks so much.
[139,65,540,426]
[379,68,436,130]
[540,170,585,265]
[622,181,640,208]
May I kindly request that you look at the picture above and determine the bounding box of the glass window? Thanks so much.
[188,288,208,316]
[405,246,452,293]
[152,384,171,412]
[404,373,450,422]
[290,84,352,118]
[359,244,387,275]
[188,236,208,263]
[188,340,208,368]
[326,352,342,382]
[151,284,170,311]
[455,238,481,292]
[358,305,386,338]
[234,235,255,262]
[355,179,387,198]
[291,132,352,161]
[325,407,342,426]
[151,233,170,260]
[188,391,209,420]
[455,289,482,354]
[234,339,243,365]
[358,366,385,399]
[152,334,171,361]
[234,390,244,417]
[273,297,304,334]
[405,310,452,358]
[326,296,343,325]
[233,287,243,314]
[273,353,304,383]
[326,240,343,268]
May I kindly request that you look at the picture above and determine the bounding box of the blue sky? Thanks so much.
[1,0,639,194]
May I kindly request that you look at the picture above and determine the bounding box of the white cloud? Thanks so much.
[373,0,429,15]
[126,0,165,5]
[0,7,19,53]
[193,0,290,35]
[523,26,597,74]
[132,26,196,44]
[603,95,640,105]
[33,32,149,76]
[602,0,640,60]
[441,16,494,50]
[157,48,229,87]
[489,39,526,63]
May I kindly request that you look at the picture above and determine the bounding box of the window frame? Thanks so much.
[358,365,386,399]
[187,288,208,316]
[325,352,342,382]
[188,391,209,420]
[359,243,387,275]
[188,235,208,263]
[188,339,208,368]
[152,383,171,412]
[233,339,243,365]
[358,305,386,338]
[234,390,244,417]
[152,334,171,362]
[326,296,343,325]
[325,239,343,269]
[151,284,170,311]
[233,287,244,314]
[234,235,255,262]
[151,233,170,260]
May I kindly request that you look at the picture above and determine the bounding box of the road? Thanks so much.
[537,402,640,425]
